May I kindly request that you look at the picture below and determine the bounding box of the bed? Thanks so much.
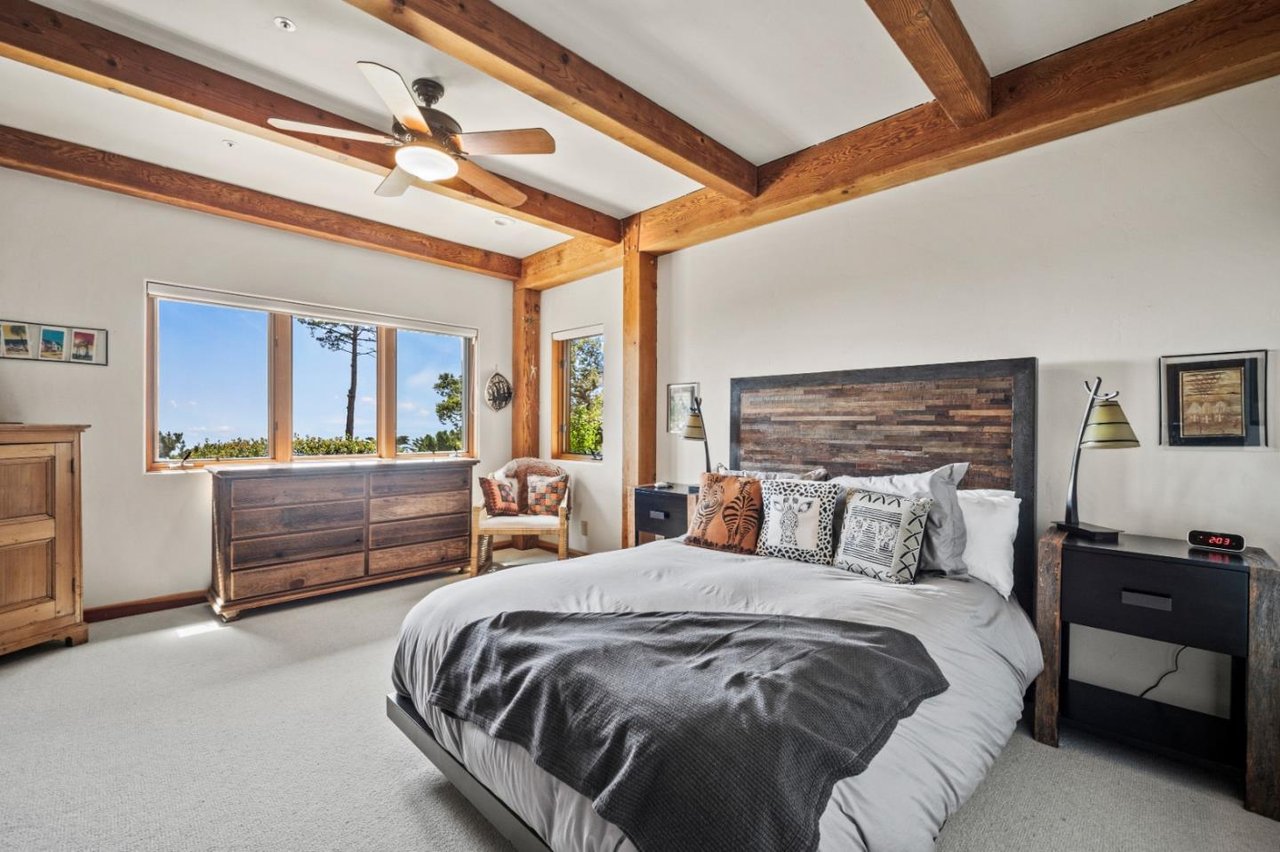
[388,357,1042,852]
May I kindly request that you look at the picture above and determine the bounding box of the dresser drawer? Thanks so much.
[370,467,469,497]
[230,526,366,571]
[369,490,469,523]
[368,537,469,575]
[232,499,366,539]
[369,513,469,550]
[228,553,365,599]
[634,490,688,539]
[230,473,366,508]
[1061,551,1248,656]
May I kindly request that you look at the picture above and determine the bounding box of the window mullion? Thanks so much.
[270,313,292,463]
[377,326,397,459]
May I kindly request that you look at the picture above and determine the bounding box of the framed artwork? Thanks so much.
[39,326,68,361]
[667,382,699,434]
[0,319,108,366]
[2,323,32,358]
[1160,350,1267,448]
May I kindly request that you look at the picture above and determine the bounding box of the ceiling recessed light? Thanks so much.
[493,216,515,227]
[273,16,297,32]
[221,139,237,149]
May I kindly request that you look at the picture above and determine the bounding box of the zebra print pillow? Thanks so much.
[756,480,843,564]
[834,489,934,584]
[684,473,763,554]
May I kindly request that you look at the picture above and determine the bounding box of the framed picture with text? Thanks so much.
[1160,350,1267,448]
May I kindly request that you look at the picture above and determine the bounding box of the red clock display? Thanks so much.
[1187,529,1245,553]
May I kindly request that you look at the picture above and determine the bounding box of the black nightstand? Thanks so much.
[1034,528,1279,819]
[632,483,699,545]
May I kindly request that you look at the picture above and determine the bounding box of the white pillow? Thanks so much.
[956,490,1021,598]
[830,463,970,577]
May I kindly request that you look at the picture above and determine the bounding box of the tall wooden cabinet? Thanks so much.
[209,458,478,621]
[0,424,88,656]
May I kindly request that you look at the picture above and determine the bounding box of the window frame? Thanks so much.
[145,284,475,471]
[552,329,605,462]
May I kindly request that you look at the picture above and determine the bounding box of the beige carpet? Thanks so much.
[2,551,1276,851]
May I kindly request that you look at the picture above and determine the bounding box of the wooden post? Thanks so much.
[511,286,540,549]
[1034,527,1068,747]
[1244,546,1280,819]
[620,215,657,548]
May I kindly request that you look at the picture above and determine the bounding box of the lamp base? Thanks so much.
[1055,521,1122,543]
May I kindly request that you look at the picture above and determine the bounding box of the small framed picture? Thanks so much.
[667,382,699,434]
[1160,350,1267,448]
[38,326,68,361]
[2,322,33,358]
[70,329,102,364]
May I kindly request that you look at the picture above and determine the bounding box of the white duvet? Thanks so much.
[393,539,1043,852]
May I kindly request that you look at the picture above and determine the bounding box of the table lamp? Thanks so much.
[681,396,711,473]
[1056,377,1139,542]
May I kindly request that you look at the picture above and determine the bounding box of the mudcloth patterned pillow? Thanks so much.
[684,473,763,554]
[479,476,519,516]
[527,474,569,516]
[756,479,843,564]
[834,489,933,584]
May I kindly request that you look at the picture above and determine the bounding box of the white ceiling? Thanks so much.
[6,1,1202,261]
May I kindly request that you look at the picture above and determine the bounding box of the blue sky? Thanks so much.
[156,300,463,446]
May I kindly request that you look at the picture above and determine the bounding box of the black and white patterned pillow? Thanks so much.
[756,480,843,564]
[834,489,933,584]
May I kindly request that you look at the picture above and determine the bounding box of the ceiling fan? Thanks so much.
[267,62,555,208]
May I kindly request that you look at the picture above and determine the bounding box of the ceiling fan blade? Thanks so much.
[456,159,527,208]
[356,61,431,136]
[454,128,555,156]
[374,166,416,198]
[267,118,395,145]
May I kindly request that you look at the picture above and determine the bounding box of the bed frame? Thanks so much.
[388,356,1039,848]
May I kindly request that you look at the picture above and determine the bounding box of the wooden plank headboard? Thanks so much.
[730,358,1038,615]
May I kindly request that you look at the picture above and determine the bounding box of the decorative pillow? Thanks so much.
[716,464,828,481]
[830,462,970,577]
[834,489,933,584]
[684,473,763,554]
[479,476,519,516]
[756,480,843,564]
[957,490,1021,598]
[527,474,568,516]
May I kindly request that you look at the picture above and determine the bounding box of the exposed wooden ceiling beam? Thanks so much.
[0,125,522,279]
[518,0,1280,290]
[0,0,620,244]
[344,0,759,200]
[865,0,990,126]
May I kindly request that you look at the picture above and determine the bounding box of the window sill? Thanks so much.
[146,454,476,474]
[553,455,604,465]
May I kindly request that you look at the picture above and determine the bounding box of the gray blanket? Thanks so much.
[427,610,948,852]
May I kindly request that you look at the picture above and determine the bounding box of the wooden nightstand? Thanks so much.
[632,483,699,546]
[1034,528,1279,819]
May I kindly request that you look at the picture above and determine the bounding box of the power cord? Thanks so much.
[1139,644,1188,699]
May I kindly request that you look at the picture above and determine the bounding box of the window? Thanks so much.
[553,330,604,459]
[292,318,378,456]
[154,300,270,460]
[146,283,474,469]
[396,328,468,454]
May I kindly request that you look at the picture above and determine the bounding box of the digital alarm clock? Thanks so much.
[1187,529,1246,553]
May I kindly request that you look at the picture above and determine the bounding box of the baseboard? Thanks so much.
[534,541,588,559]
[85,589,207,623]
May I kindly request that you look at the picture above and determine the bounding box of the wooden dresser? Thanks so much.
[0,424,88,657]
[209,458,478,621]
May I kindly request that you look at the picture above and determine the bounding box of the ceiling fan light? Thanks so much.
[394,145,459,181]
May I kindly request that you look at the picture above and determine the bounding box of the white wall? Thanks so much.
[0,170,513,608]
[538,270,624,553]
[652,79,1280,717]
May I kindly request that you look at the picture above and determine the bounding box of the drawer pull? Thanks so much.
[648,510,669,520]
[1121,589,1172,612]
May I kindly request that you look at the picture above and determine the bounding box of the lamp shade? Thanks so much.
[681,411,706,441]
[394,144,459,181]
[1079,399,1139,449]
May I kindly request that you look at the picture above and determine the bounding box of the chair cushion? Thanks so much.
[478,513,562,532]
[479,476,519,516]
[528,474,569,516]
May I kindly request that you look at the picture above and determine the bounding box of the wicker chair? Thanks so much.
[470,458,570,576]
